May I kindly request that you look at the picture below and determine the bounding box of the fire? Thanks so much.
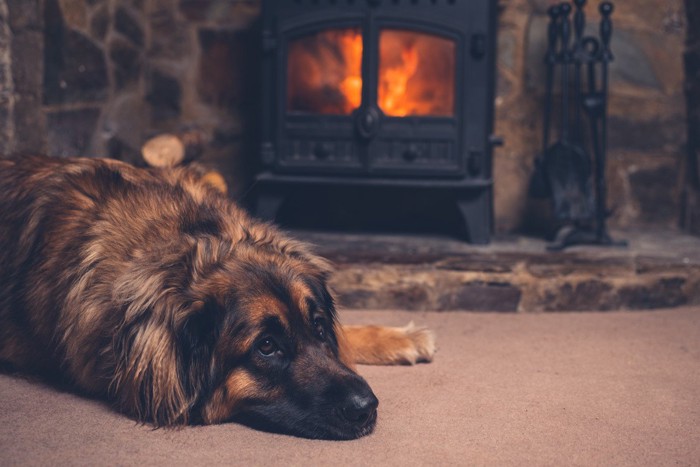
[378,30,455,117]
[378,45,419,116]
[287,28,454,117]
[338,32,363,112]
[287,28,363,114]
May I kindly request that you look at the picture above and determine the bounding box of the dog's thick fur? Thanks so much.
[0,155,435,439]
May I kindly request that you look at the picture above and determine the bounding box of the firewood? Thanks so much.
[141,130,207,168]
[200,171,228,194]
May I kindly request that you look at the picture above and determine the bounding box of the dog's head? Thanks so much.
[112,236,377,440]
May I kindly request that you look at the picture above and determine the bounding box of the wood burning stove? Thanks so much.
[255,0,498,243]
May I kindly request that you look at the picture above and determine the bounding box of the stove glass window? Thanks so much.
[378,29,455,117]
[287,28,363,115]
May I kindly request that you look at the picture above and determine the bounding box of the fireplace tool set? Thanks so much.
[531,0,626,250]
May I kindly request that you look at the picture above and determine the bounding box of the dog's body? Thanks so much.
[0,155,434,439]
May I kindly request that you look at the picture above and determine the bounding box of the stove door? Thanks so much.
[368,27,462,176]
[279,26,365,174]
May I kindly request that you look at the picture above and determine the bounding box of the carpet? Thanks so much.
[2,308,699,465]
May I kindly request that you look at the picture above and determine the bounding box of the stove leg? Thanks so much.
[456,191,491,244]
[255,190,285,221]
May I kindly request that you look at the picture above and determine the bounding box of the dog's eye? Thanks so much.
[313,317,326,340]
[257,338,279,356]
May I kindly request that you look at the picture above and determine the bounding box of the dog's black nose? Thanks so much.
[341,392,379,425]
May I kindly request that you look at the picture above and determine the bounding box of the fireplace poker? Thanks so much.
[573,0,586,144]
[543,2,592,222]
[530,4,560,199]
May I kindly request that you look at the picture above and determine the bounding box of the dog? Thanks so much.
[0,155,435,440]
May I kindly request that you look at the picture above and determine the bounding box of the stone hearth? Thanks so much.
[290,229,700,312]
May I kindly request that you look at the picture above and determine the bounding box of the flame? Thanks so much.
[287,28,363,114]
[378,30,454,117]
[379,45,419,116]
[338,32,363,112]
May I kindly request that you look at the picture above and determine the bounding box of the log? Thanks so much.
[200,171,228,195]
[141,130,207,168]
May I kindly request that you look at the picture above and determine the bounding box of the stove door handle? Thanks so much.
[489,135,504,147]
[355,106,381,140]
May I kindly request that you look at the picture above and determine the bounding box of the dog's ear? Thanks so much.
[111,270,222,427]
[242,225,334,281]
[176,298,221,418]
[283,240,334,282]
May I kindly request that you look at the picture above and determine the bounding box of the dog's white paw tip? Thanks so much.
[399,322,436,365]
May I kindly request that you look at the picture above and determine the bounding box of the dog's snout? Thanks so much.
[341,391,378,425]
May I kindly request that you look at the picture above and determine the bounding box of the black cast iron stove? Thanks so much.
[255,0,499,243]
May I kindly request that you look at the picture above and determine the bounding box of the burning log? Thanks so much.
[141,130,208,168]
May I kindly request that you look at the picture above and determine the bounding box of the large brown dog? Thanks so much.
[0,155,434,439]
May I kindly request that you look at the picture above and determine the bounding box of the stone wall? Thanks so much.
[0,0,12,155]
[1,0,46,156]
[684,0,700,235]
[0,0,691,234]
[36,0,260,195]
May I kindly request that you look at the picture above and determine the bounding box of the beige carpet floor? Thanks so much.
[2,308,699,466]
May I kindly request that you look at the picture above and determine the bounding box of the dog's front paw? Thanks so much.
[342,322,437,365]
[395,321,436,365]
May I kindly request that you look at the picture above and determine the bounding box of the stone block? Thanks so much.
[46,108,100,157]
[498,30,516,72]
[11,30,43,94]
[148,9,192,59]
[608,29,661,90]
[608,116,685,152]
[129,0,145,11]
[436,255,515,273]
[496,72,514,101]
[106,136,143,166]
[0,105,13,155]
[114,6,144,46]
[198,28,260,109]
[89,5,110,41]
[628,164,680,225]
[617,277,687,309]
[387,284,431,311]
[635,256,700,275]
[439,281,521,312]
[145,68,181,122]
[44,1,108,105]
[6,0,41,30]
[58,0,87,30]
[334,289,375,310]
[98,92,148,156]
[542,280,616,311]
[527,0,551,15]
[11,93,46,154]
[180,0,260,27]
[179,0,211,21]
[109,37,142,90]
[527,255,633,278]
